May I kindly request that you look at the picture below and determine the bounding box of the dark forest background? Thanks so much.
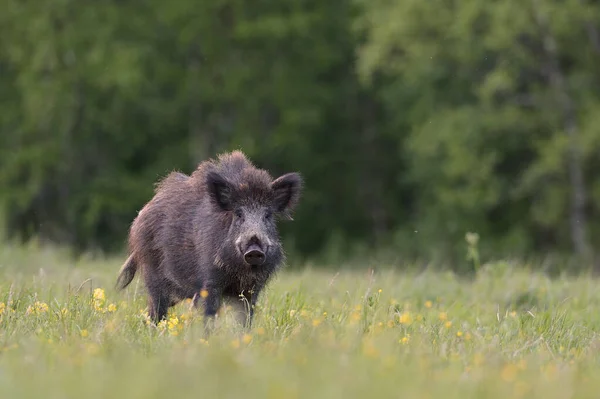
[2,0,600,269]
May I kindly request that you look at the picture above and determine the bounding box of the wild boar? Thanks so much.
[115,150,303,328]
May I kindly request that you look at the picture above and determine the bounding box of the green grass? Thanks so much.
[0,242,599,398]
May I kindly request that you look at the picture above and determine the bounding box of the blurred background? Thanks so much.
[1,0,599,271]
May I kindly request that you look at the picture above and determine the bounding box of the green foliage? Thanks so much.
[1,0,600,264]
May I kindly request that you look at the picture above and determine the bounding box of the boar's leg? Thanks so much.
[193,285,222,332]
[147,291,169,324]
[229,289,260,329]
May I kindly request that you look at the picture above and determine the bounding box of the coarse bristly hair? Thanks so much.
[116,150,303,326]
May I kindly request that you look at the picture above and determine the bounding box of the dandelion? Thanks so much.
[107,303,117,313]
[80,329,89,338]
[456,331,463,337]
[424,300,433,309]
[242,334,253,344]
[92,288,106,312]
[93,288,105,301]
[200,289,209,299]
[438,312,448,321]
[167,316,182,336]
[399,312,412,325]
[378,289,382,294]
[444,321,452,329]
[400,335,410,344]
[509,311,517,318]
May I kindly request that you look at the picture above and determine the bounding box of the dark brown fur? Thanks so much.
[116,151,303,328]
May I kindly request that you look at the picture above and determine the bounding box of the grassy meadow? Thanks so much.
[0,242,599,398]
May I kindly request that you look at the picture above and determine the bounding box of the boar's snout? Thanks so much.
[244,243,266,266]
[237,235,269,266]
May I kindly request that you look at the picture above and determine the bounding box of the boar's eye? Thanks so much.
[264,209,273,221]
[234,209,243,219]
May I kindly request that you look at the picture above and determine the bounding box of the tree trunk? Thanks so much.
[531,0,590,259]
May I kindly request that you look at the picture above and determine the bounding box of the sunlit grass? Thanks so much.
[0,242,599,398]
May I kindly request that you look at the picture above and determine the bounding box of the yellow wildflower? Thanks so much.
[200,289,209,298]
[0,302,5,315]
[400,334,410,344]
[312,318,322,327]
[456,331,463,337]
[167,316,182,336]
[26,301,49,315]
[93,288,105,302]
[80,329,89,338]
[445,321,452,329]
[424,300,433,309]
[399,312,412,325]
[439,312,448,321]
[501,363,518,382]
[107,303,117,313]
[242,334,253,344]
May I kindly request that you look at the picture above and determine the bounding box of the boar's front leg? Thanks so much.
[193,284,222,332]
[233,289,261,329]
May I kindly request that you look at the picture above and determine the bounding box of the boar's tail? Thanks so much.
[116,254,138,290]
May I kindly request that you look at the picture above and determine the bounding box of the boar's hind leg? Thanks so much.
[147,291,169,324]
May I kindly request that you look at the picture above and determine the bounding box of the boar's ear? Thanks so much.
[206,171,234,211]
[270,172,303,217]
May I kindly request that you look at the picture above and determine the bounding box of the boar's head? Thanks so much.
[206,167,302,269]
